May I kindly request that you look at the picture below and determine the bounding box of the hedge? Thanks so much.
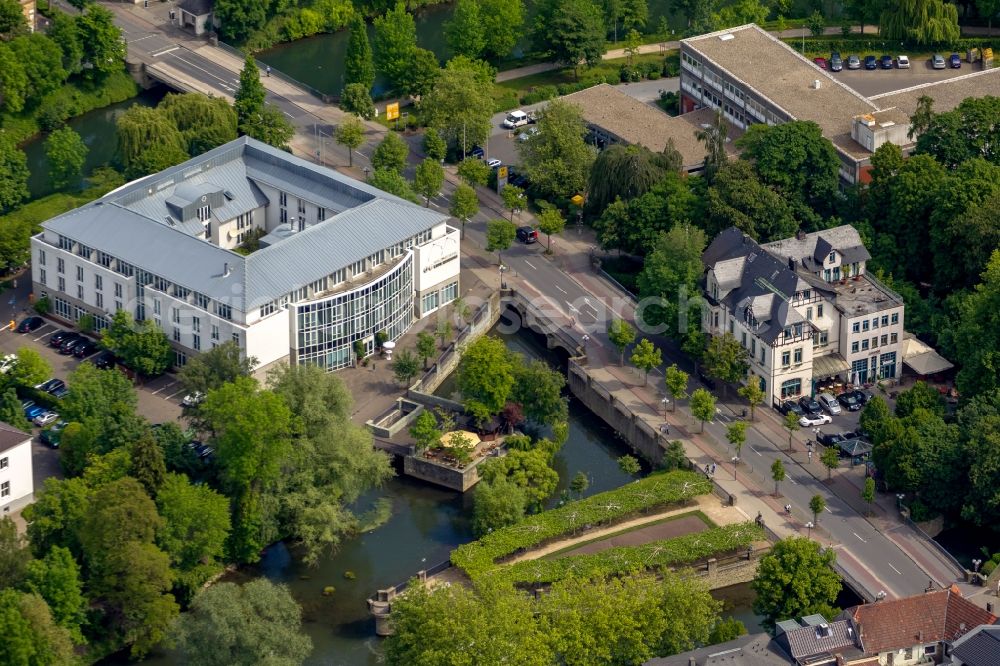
[451,470,712,580]
[486,522,765,588]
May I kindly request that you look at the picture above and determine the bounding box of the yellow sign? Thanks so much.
[498,166,508,180]
[570,194,585,207]
[385,103,400,121]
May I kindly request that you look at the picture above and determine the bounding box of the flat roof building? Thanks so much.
[31,137,460,373]
[680,24,1000,183]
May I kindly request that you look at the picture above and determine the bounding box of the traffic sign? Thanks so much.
[385,103,400,121]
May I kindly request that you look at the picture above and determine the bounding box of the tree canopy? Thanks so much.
[752,537,840,631]
[517,99,595,199]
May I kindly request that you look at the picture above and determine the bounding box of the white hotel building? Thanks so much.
[30,137,461,372]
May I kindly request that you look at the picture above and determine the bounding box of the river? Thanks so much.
[21,87,168,200]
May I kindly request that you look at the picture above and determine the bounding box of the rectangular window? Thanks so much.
[58,277,65,292]
[442,282,458,303]
[57,257,65,274]
[852,341,859,353]
[881,335,888,346]
[924,646,936,655]
[802,289,811,301]
[872,317,879,329]
[197,205,211,221]
[77,285,84,300]
[861,339,869,351]
[115,300,122,312]
[852,322,860,333]
[817,304,823,318]
[784,326,792,340]
[192,334,201,351]
[38,249,46,266]
[280,192,287,207]
[751,339,756,356]
[794,348,802,363]
[781,351,790,366]
[781,378,802,399]
[175,285,190,300]
[742,332,747,347]
[97,251,112,268]
[96,293,103,308]
[824,268,831,282]
[261,302,276,317]
[211,325,219,340]
[192,316,200,333]
[891,332,898,344]
[862,320,869,332]
[280,208,288,224]
[76,266,83,282]
[298,200,306,216]
[819,331,828,345]
[95,274,102,291]
[58,236,73,250]
[114,283,122,298]
[318,207,325,221]
[1,480,9,497]
[173,327,180,342]
[0,456,7,469]
[172,308,180,324]
[422,290,439,313]
[828,251,836,263]
[232,332,240,345]
[153,299,161,316]
[216,303,232,321]
[194,293,209,309]
[806,307,813,321]
[872,337,878,348]
[760,347,765,363]
[39,268,46,285]
[794,323,803,337]
[891,313,899,325]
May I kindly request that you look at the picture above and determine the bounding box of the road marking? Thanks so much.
[283,111,294,118]
[853,532,866,543]
[151,382,177,396]
[788,477,797,484]
[555,285,567,294]
[749,445,762,456]
[888,563,902,575]
[152,46,179,57]
[523,260,537,270]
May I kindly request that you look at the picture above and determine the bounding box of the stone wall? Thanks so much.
[403,453,493,492]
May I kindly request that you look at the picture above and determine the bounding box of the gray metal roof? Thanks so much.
[39,137,449,311]
[950,624,1000,666]
[644,632,792,666]
[783,619,858,659]
[762,226,871,275]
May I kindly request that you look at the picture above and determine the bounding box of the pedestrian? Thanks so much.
[711,463,716,475]
[11,279,16,289]
[266,66,271,77]
[582,334,590,344]
[705,463,710,475]
[785,504,792,514]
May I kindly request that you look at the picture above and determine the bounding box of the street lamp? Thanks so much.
[661,397,670,419]
[973,559,983,573]
[896,493,905,510]
[805,521,814,538]
[363,167,370,181]
[498,264,508,290]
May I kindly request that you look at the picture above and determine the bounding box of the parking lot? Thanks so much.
[826,55,982,97]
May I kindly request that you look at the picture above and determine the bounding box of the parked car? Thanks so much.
[486,158,502,169]
[16,316,44,333]
[800,413,833,427]
[879,55,893,69]
[36,378,65,394]
[60,336,89,355]
[778,400,805,417]
[829,52,843,71]
[502,110,529,129]
[949,53,961,68]
[91,350,117,370]
[863,55,878,70]
[507,171,530,188]
[817,431,846,447]
[897,55,910,68]
[516,226,538,244]
[48,330,78,347]
[50,386,69,399]
[182,391,205,408]
[799,396,822,415]
[34,411,59,427]
[813,57,827,69]
[817,392,842,415]
[697,368,717,390]
[72,339,99,358]
[40,421,67,448]
[469,146,485,159]
[849,389,872,406]
[932,54,946,69]
[847,54,862,69]
[20,400,35,414]
[25,405,47,420]
[837,392,862,411]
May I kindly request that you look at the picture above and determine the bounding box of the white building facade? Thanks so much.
[0,423,33,514]
[702,226,904,406]
[31,137,460,372]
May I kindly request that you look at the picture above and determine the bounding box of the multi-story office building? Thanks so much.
[30,137,460,372]
[702,226,904,405]
[679,23,1000,183]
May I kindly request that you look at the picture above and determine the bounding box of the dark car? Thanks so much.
[25,405,47,420]
[16,316,44,333]
[799,396,822,415]
[48,330,77,347]
[813,57,827,70]
[72,339,99,358]
[864,55,878,70]
[879,55,893,69]
[508,171,530,188]
[817,432,846,447]
[469,146,485,159]
[90,350,117,370]
[829,52,843,72]
[837,392,862,411]
[50,386,69,399]
[60,335,88,354]
[516,226,538,244]
[778,400,805,417]
[40,421,67,448]
[37,378,65,394]
[696,367,717,390]
[950,53,961,68]
[849,389,872,406]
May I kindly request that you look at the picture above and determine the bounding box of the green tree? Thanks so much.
[664,364,689,411]
[480,0,525,60]
[472,476,527,535]
[373,2,417,88]
[607,317,636,366]
[99,310,172,376]
[618,453,642,475]
[241,105,294,149]
[771,459,786,496]
[690,388,716,432]
[727,420,746,465]
[860,394,892,440]
[0,42,27,114]
[391,348,420,386]
[862,476,876,516]
[399,47,441,99]
[372,131,409,174]
[159,93,239,155]
[501,184,526,222]
[845,0,884,33]
[0,515,29,590]
[958,390,1000,523]
[783,411,801,453]
[0,134,29,212]
[0,590,75,665]
[533,0,606,77]
[172,579,313,666]
[334,116,366,171]
[703,333,749,392]
[588,143,666,211]
[517,99,595,199]
[880,0,959,45]
[457,156,490,185]
[536,205,565,254]
[48,12,83,75]
[738,377,766,421]
[570,470,589,496]
[179,341,257,396]
[445,0,485,58]
[0,0,26,34]
[116,106,188,179]
[436,316,454,347]
[695,108,728,182]
[805,9,825,36]
[23,546,86,642]
[60,360,142,460]
[413,158,444,207]
[76,6,125,82]
[706,160,797,243]
[709,616,748,644]
[636,223,707,335]
[512,358,568,426]
[130,431,166,496]
[423,57,495,153]
[895,380,945,418]
[214,0,267,41]
[11,33,67,106]
[480,448,559,510]
[752,537,840,631]
[422,127,447,162]
[8,347,51,389]
[630,338,662,385]
[415,331,437,369]
[949,254,1000,399]
[344,14,375,90]
[0,388,30,432]
[235,55,266,123]
[449,183,479,239]
[457,336,515,417]
[44,126,87,190]
[23,477,91,559]
[809,494,826,523]
[340,83,376,120]
[486,218,517,264]
[369,168,419,202]
[408,409,441,452]
[976,0,1000,34]
[820,443,839,479]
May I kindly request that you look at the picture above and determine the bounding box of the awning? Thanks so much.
[837,438,872,457]
[902,333,954,375]
[812,353,850,379]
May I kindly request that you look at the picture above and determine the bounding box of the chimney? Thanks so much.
[796,229,807,241]
[788,257,795,270]
[688,658,696,666]
[223,262,231,278]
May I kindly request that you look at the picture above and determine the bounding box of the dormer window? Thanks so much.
[197,205,211,222]
[828,251,836,263]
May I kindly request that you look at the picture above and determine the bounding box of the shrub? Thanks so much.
[982,560,996,577]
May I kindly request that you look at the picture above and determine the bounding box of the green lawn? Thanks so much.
[541,510,715,560]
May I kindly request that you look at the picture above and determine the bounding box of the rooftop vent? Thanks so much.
[719,33,734,41]
[223,190,235,201]
[165,216,175,226]
[223,262,231,278]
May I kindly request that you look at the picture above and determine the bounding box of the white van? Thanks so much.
[502,110,529,129]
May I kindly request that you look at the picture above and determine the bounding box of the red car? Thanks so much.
[813,57,827,70]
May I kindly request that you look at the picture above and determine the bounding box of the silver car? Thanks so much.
[932,54,946,69]
[817,392,842,415]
